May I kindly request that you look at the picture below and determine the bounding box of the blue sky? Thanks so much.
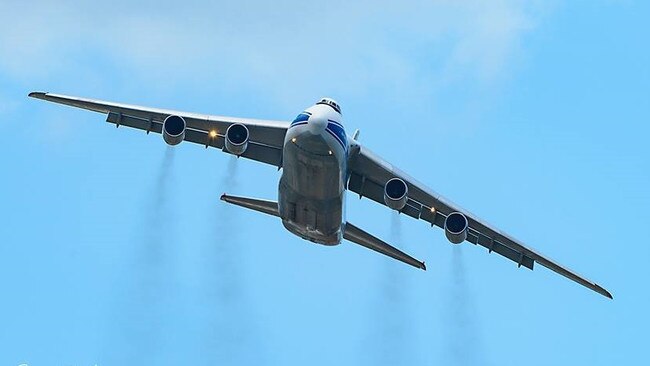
[1,1,648,365]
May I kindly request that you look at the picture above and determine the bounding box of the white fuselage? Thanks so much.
[278,103,348,245]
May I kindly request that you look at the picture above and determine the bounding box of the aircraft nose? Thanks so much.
[307,113,327,134]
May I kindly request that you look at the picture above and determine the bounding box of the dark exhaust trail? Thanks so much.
[201,156,265,364]
[385,212,404,305]
[368,212,410,365]
[444,246,484,365]
[144,147,177,264]
[212,156,241,304]
[108,147,177,364]
[222,154,239,188]
[154,147,176,208]
[137,147,177,361]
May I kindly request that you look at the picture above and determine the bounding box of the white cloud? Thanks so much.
[440,0,536,82]
[0,0,549,107]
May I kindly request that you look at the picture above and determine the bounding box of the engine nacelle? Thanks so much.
[444,212,468,244]
[384,178,408,211]
[162,115,186,146]
[225,123,249,155]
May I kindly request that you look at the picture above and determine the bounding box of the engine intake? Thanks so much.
[162,115,186,146]
[444,212,468,244]
[225,123,249,155]
[384,178,408,211]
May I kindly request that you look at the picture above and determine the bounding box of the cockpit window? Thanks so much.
[317,98,342,114]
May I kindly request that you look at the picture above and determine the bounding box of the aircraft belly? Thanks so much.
[279,131,345,245]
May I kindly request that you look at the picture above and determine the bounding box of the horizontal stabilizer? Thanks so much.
[344,222,426,270]
[220,194,279,217]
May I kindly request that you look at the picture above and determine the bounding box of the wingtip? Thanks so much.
[28,91,46,98]
[421,261,427,271]
[595,284,613,299]
[601,287,613,300]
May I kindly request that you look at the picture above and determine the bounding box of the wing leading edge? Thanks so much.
[348,143,612,299]
[29,92,289,167]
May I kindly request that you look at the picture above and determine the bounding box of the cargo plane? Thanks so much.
[29,92,612,298]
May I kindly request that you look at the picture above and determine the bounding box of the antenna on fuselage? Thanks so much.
[352,129,360,140]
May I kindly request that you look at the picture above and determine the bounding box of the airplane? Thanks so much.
[29,92,612,299]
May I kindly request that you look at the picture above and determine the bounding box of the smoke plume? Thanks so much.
[200,155,265,364]
[444,246,484,365]
[107,147,177,364]
[367,212,411,365]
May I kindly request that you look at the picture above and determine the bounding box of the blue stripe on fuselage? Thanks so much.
[289,121,308,129]
[325,128,345,150]
[291,112,310,126]
[327,119,344,129]
[326,122,347,151]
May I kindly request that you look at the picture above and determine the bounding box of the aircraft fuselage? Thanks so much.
[278,102,348,245]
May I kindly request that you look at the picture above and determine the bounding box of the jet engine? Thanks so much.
[225,123,249,155]
[162,115,186,146]
[384,178,408,211]
[444,212,468,244]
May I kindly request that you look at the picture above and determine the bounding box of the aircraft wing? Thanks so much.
[347,143,613,299]
[28,92,288,167]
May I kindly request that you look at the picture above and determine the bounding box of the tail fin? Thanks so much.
[221,194,425,270]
